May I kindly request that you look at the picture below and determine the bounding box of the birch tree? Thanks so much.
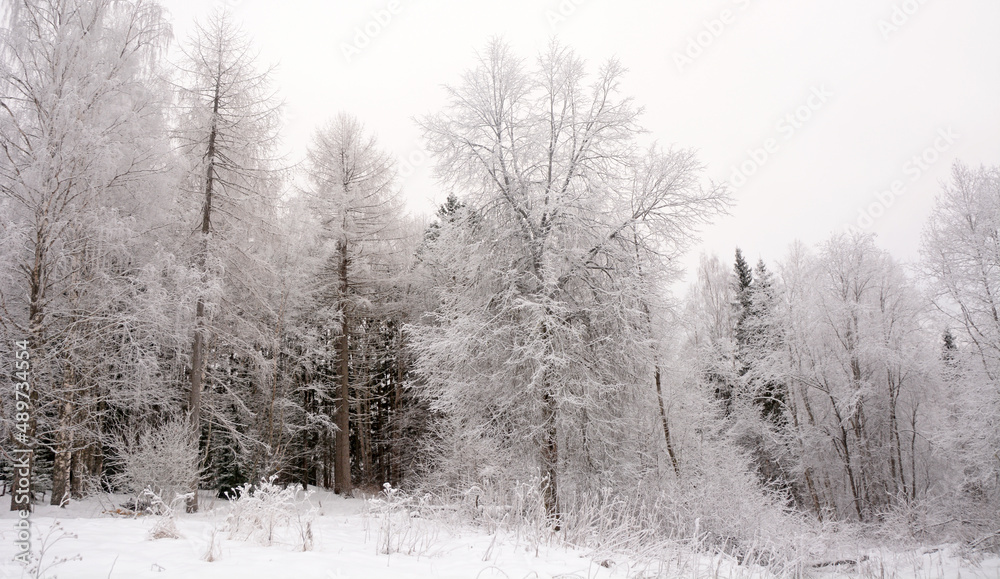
[782,233,931,519]
[413,40,728,518]
[920,162,1000,523]
[0,0,169,509]
[921,163,1000,375]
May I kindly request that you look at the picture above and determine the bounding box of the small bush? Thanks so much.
[366,483,442,556]
[144,487,186,540]
[109,419,200,511]
[149,516,182,540]
[224,475,314,548]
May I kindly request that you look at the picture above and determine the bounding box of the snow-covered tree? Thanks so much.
[0,0,170,509]
[920,162,1000,530]
[412,39,728,517]
[302,113,410,494]
[725,252,796,497]
[781,233,932,520]
[173,8,282,511]
[922,163,1000,376]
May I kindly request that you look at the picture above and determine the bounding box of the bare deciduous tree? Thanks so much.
[174,8,281,511]
[0,0,169,510]
[921,162,1000,525]
[414,39,728,518]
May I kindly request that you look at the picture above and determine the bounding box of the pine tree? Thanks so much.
[735,258,794,499]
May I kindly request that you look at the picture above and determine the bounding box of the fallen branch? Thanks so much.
[970,530,1000,550]
[810,555,869,568]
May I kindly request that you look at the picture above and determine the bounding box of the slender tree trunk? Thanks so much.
[803,469,823,519]
[391,355,403,485]
[267,295,285,456]
[892,379,909,503]
[53,254,82,507]
[11,229,47,511]
[50,395,74,506]
[89,403,104,491]
[187,82,220,514]
[654,366,680,476]
[788,379,824,517]
[299,389,309,487]
[90,445,104,488]
[541,390,559,520]
[359,394,371,485]
[828,392,864,520]
[322,429,331,489]
[70,384,94,499]
[538,308,559,522]
[886,370,905,502]
[355,339,371,485]
[635,278,680,478]
[334,239,352,495]
[70,443,87,499]
[839,425,863,521]
[909,404,919,502]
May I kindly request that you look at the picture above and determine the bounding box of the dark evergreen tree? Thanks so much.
[942,329,957,362]
[940,329,961,389]
[733,247,754,353]
[730,252,797,500]
[717,247,754,414]
[422,194,465,244]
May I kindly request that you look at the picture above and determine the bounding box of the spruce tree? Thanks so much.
[748,259,787,425]
[733,248,754,368]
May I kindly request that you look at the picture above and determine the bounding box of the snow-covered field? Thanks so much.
[0,490,997,579]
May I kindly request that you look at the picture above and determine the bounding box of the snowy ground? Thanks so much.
[0,490,997,579]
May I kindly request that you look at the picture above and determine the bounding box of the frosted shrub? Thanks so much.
[110,419,200,512]
[366,483,440,556]
[144,487,186,539]
[224,475,314,547]
[149,515,182,540]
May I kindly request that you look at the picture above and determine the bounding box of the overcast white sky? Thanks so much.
[160,0,1000,281]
